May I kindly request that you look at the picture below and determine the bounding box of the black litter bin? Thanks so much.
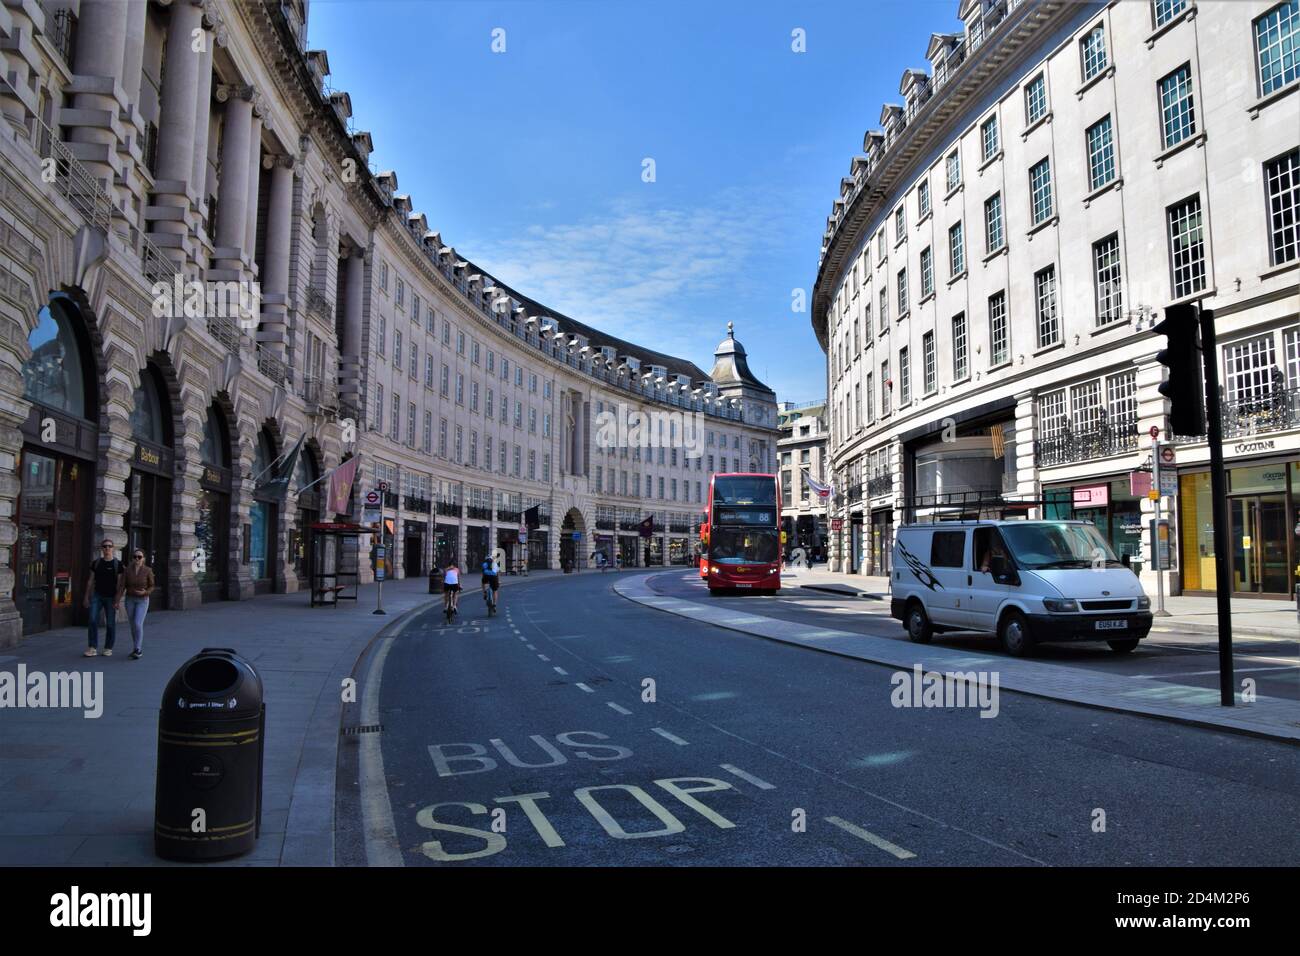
[155,648,265,861]
[429,568,445,593]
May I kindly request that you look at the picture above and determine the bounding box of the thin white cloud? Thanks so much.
[461,187,792,368]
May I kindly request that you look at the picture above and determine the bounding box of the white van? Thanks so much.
[889,520,1153,656]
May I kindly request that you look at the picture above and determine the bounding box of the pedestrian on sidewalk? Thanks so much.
[83,539,125,657]
[123,548,155,660]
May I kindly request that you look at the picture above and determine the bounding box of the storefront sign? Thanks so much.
[200,465,231,490]
[1073,484,1110,508]
[831,519,843,531]
[1233,439,1275,455]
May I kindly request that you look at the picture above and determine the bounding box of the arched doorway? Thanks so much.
[559,507,585,571]
[250,427,280,594]
[15,294,98,634]
[126,363,174,602]
[196,402,233,602]
[292,443,322,586]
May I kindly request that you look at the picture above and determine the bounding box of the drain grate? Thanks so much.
[341,724,383,736]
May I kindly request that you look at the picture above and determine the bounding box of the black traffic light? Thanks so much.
[1154,303,1206,437]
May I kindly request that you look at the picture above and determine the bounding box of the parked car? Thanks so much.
[890,520,1153,656]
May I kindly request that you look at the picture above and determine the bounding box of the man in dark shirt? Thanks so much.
[83,539,125,657]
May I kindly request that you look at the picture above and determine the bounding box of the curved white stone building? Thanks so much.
[813,0,1299,599]
[0,0,777,646]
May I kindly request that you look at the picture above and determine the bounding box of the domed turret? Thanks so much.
[710,322,773,393]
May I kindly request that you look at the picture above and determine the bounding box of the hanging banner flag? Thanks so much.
[990,424,1005,460]
[257,434,305,500]
[802,470,835,502]
[638,515,655,538]
[327,456,362,514]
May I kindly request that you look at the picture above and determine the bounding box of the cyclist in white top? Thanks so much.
[443,561,461,614]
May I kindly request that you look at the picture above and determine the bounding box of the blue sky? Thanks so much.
[307,0,968,403]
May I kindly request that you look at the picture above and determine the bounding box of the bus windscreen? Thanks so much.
[712,476,777,506]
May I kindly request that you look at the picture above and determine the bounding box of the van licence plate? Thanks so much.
[1095,619,1127,631]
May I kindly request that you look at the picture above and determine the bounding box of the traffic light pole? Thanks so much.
[1150,440,1169,617]
[1198,304,1232,706]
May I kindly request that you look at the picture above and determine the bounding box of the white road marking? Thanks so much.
[607,702,633,715]
[719,763,775,790]
[538,654,550,662]
[1134,664,1298,678]
[825,816,916,860]
[575,682,595,693]
[553,666,568,676]
[525,643,536,650]
[650,727,689,746]
[358,637,403,867]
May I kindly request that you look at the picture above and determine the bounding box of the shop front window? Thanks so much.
[250,500,271,582]
[195,489,223,586]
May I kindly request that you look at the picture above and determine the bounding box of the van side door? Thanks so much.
[927,528,970,628]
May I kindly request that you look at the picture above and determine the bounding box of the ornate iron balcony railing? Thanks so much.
[1034,417,1138,467]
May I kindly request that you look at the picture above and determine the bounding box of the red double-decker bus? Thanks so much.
[701,473,782,594]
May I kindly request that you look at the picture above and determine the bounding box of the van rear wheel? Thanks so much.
[905,604,932,644]
[999,610,1035,657]
[1107,638,1140,654]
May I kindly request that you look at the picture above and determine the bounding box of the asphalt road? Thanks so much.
[654,570,1300,703]
[336,569,1300,866]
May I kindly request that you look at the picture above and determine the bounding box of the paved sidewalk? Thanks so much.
[615,573,1300,742]
[0,569,561,866]
[783,565,1300,640]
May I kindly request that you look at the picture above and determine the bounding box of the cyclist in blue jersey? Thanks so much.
[481,555,500,614]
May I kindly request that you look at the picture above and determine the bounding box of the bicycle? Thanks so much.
[482,581,497,616]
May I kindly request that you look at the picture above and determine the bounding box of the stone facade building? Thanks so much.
[777,401,830,559]
[0,0,777,647]
[813,0,1299,598]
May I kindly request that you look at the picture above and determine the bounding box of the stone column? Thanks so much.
[121,0,149,108]
[338,252,365,404]
[259,156,295,350]
[155,1,204,183]
[213,86,254,276]
[244,114,264,265]
[190,38,216,222]
[68,0,132,201]
[148,0,206,269]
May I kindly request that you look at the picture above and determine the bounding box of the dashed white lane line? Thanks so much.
[525,643,536,650]
[720,763,775,790]
[607,702,633,715]
[575,682,595,693]
[538,654,550,662]
[553,666,569,676]
[825,816,916,860]
[651,727,689,746]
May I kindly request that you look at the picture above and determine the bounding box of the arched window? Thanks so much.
[200,405,230,468]
[254,430,276,481]
[130,368,167,444]
[294,447,319,494]
[22,299,87,418]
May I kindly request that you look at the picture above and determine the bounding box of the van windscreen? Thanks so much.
[1000,523,1121,570]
